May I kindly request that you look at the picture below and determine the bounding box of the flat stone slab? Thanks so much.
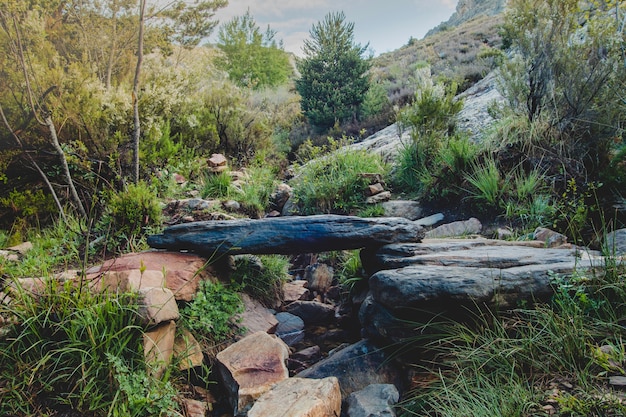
[148,215,425,255]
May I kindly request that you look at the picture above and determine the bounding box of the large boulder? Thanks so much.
[216,331,290,415]
[86,251,216,301]
[360,239,604,341]
[247,377,341,417]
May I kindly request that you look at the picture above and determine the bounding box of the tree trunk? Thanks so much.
[45,115,87,218]
[131,0,146,183]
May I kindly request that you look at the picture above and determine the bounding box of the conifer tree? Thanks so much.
[296,11,371,131]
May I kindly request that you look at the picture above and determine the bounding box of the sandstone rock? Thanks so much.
[9,277,47,297]
[208,153,227,167]
[239,293,279,336]
[367,183,385,196]
[137,287,179,327]
[173,173,186,185]
[0,250,18,262]
[347,384,399,417]
[296,339,405,400]
[534,227,568,247]
[216,331,290,415]
[270,183,293,212]
[382,201,423,221]
[285,300,335,325]
[144,320,176,378]
[366,191,392,204]
[304,263,334,294]
[247,377,341,417]
[7,241,33,255]
[86,252,215,302]
[174,329,204,371]
[181,398,208,417]
[97,269,165,293]
[425,217,482,238]
[292,345,322,364]
[283,280,310,303]
[275,311,305,346]
[148,215,425,255]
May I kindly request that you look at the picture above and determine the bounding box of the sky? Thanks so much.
[210,0,459,57]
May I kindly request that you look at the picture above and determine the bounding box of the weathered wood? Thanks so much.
[147,215,424,255]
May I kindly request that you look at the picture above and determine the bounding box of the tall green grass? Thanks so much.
[399,261,626,417]
[0,279,179,416]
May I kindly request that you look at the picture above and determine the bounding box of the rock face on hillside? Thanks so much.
[349,69,503,158]
[426,0,508,36]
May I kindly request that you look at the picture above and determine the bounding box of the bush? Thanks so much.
[179,280,243,347]
[291,138,388,215]
[201,171,233,200]
[97,182,162,253]
[230,254,290,307]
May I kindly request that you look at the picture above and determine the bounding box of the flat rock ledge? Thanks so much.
[360,238,604,342]
[147,215,425,255]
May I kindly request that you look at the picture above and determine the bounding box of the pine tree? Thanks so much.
[296,11,371,131]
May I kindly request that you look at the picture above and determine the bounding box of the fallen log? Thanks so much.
[147,215,424,255]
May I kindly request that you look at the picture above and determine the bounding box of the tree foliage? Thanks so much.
[295,11,371,131]
[499,0,626,172]
[216,10,292,89]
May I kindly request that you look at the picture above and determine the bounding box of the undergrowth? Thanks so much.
[399,258,626,417]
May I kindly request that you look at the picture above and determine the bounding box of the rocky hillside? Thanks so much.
[425,0,508,37]
[371,0,507,104]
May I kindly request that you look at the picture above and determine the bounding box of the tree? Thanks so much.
[216,10,292,89]
[295,11,371,131]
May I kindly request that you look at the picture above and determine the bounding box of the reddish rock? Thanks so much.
[208,153,227,167]
[239,293,279,336]
[304,263,334,294]
[144,320,176,378]
[247,377,341,417]
[216,331,290,414]
[174,329,204,371]
[86,251,216,301]
[283,280,310,303]
[137,287,179,327]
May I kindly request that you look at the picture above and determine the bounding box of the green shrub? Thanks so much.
[230,254,290,307]
[97,182,162,253]
[0,280,174,416]
[201,171,233,200]
[179,280,243,346]
[237,164,278,218]
[291,138,388,215]
[463,157,508,210]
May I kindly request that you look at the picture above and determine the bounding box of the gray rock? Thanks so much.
[382,201,423,221]
[605,229,626,256]
[275,312,305,346]
[285,300,335,325]
[148,215,425,255]
[347,384,399,417]
[360,239,604,341]
[296,339,405,400]
[415,213,444,227]
[348,123,410,164]
[425,217,482,238]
